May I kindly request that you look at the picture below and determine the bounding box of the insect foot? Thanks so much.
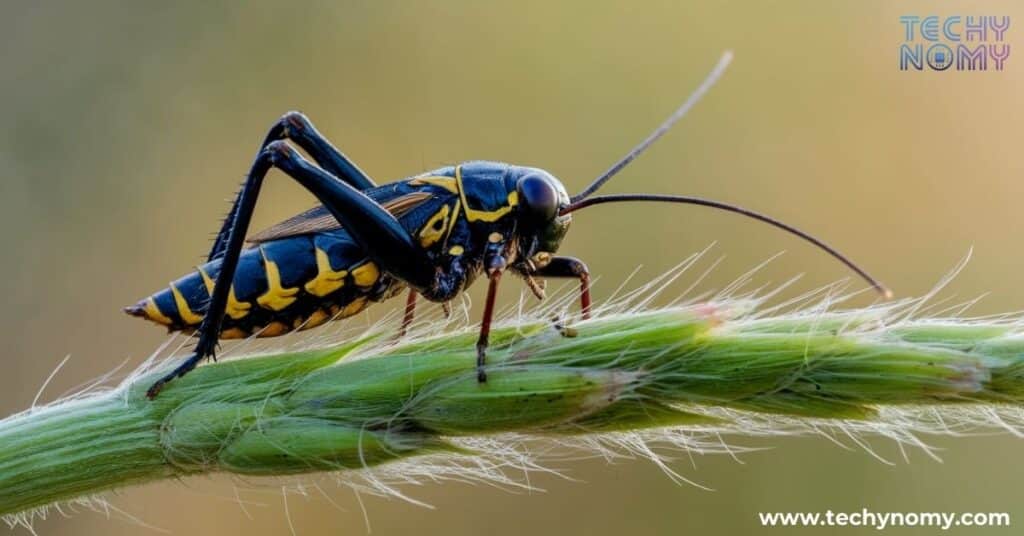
[551,314,578,338]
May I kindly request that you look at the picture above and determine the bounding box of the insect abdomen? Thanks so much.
[125,231,401,338]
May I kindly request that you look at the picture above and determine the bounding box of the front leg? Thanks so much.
[533,256,591,320]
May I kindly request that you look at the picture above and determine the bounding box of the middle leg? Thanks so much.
[475,270,503,383]
[397,289,418,338]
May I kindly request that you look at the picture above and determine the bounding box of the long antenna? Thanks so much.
[561,193,892,298]
[570,51,734,203]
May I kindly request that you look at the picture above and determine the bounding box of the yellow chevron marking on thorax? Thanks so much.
[408,175,459,193]
[454,165,519,222]
[143,297,173,325]
[351,262,380,287]
[198,267,251,320]
[440,199,463,250]
[169,283,204,325]
[418,204,451,248]
[305,248,347,297]
[256,247,299,311]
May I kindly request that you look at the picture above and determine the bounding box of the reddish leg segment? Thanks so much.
[534,256,591,320]
[398,289,417,338]
[475,271,503,382]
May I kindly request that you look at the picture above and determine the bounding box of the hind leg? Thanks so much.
[209,112,376,261]
[146,142,432,398]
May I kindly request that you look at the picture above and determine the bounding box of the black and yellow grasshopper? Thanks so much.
[128,53,889,398]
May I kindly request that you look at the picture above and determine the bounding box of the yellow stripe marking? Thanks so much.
[332,296,369,318]
[220,327,249,339]
[257,321,291,338]
[454,165,518,222]
[143,297,173,325]
[257,247,300,311]
[198,267,251,320]
[304,248,347,297]
[169,283,204,325]
[448,245,464,256]
[446,199,462,235]
[296,309,331,331]
[408,175,459,193]
[418,204,451,248]
[351,262,379,287]
[440,198,463,252]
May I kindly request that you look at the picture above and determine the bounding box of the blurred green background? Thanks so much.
[1,1,1022,534]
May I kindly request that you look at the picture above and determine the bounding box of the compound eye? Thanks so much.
[517,175,559,226]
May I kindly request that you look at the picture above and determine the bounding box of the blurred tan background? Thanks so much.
[2,1,1023,534]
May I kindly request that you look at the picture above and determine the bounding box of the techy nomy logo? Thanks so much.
[899,16,1010,71]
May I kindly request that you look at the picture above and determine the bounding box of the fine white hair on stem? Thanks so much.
[31,354,70,409]
[10,249,1024,530]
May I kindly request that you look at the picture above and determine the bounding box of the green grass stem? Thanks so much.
[4,304,1024,517]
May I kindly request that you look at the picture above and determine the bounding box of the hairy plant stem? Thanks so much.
[3,305,1024,516]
